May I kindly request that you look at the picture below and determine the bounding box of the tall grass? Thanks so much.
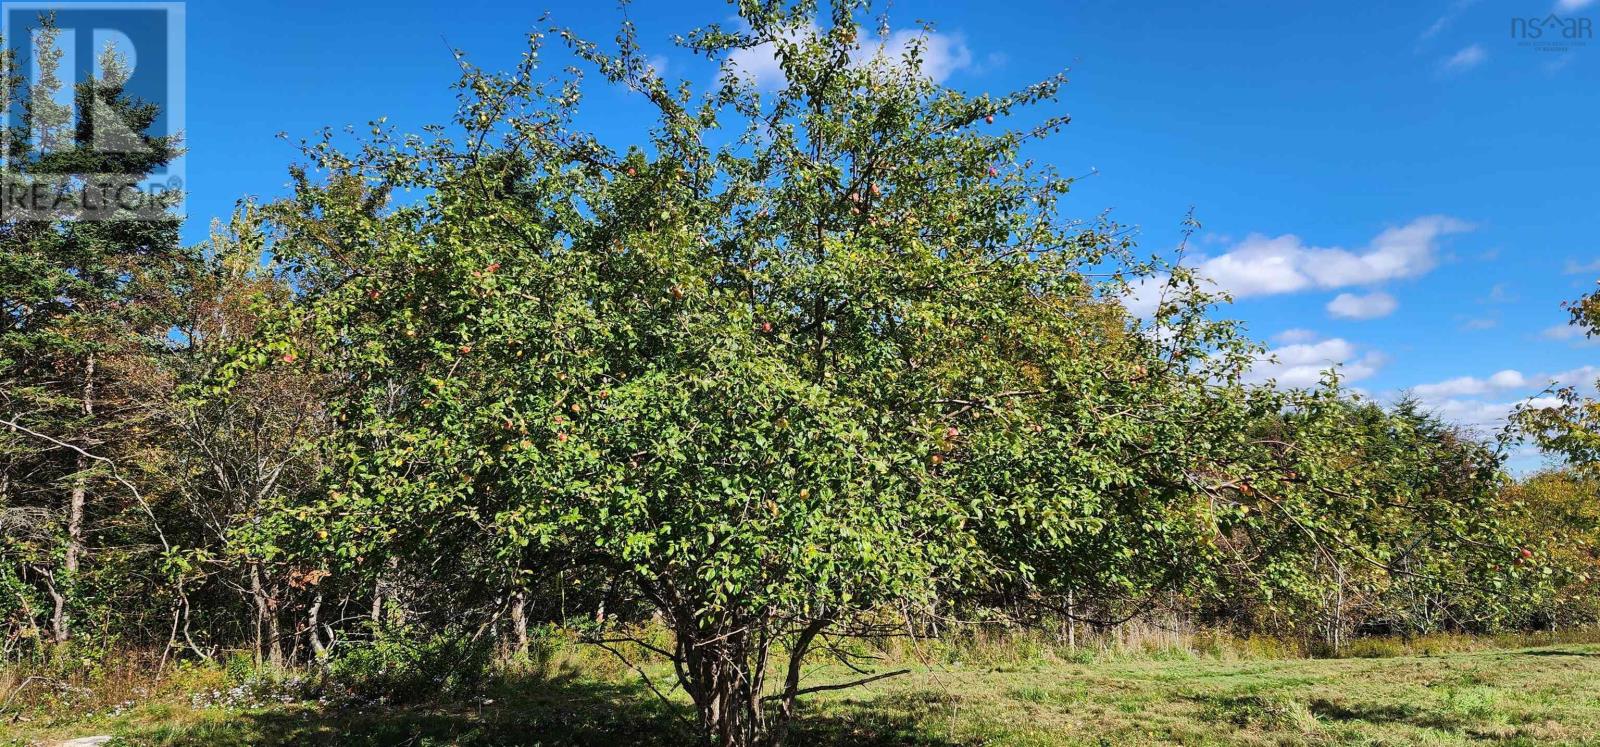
[8,624,1600,726]
[873,620,1600,669]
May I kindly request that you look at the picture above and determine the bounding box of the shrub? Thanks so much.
[327,628,492,703]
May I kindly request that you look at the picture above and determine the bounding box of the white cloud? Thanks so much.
[1326,291,1398,320]
[725,28,803,87]
[1551,365,1600,388]
[1119,275,1167,319]
[1412,369,1528,399]
[1442,44,1487,72]
[1491,369,1528,388]
[875,28,973,82]
[1557,0,1595,11]
[725,24,974,89]
[1189,216,1471,300]
[1427,398,1519,429]
[1413,376,1492,399]
[1272,328,1320,345]
[1247,338,1386,389]
[1402,366,1599,436]
[1121,217,1470,321]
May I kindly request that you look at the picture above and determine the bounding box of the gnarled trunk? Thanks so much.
[667,611,834,747]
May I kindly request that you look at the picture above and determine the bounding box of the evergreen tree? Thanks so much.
[0,17,189,647]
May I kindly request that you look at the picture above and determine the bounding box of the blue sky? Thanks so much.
[170,0,1597,464]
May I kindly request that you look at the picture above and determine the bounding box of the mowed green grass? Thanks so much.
[9,645,1600,745]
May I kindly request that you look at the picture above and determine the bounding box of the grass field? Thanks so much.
[8,643,1600,745]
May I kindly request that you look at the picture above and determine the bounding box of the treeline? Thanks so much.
[3,4,1599,745]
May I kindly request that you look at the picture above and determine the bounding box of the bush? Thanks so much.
[327,627,492,703]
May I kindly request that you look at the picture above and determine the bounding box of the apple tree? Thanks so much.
[220,2,1506,744]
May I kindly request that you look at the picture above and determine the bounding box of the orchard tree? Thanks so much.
[226,2,1511,744]
[1205,391,1519,647]
[1516,281,1600,470]
[1501,470,1600,628]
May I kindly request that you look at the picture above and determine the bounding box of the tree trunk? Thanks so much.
[307,592,327,663]
[671,614,834,747]
[1066,589,1077,649]
[56,352,94,644]
[252,564,284,667]
[45,570,66,645]
[509,589,529,657]
[768,619,827,747]
[681,631,762,746]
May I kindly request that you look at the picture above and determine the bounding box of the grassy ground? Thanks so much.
[8,644,1600,745]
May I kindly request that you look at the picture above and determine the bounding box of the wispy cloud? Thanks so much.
[1327,291,1399,320]
[1421,0,1481,41]
[1556,0,1595,11]
[1564,258,1600,275]
[1441,44,1487,72]
[1541,323,1599,346]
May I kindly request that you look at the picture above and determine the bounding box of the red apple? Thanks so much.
[984,114,994,124]
[946,426,960,439]
[759,321,774,334]
[486,262,500,273]
[281,352,297,364]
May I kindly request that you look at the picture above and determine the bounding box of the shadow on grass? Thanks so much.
[1307,698,1464,732]
[1515,649,1600,658]
[112,673,968,746]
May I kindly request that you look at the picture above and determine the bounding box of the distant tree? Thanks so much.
[1235,393,1515,646]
